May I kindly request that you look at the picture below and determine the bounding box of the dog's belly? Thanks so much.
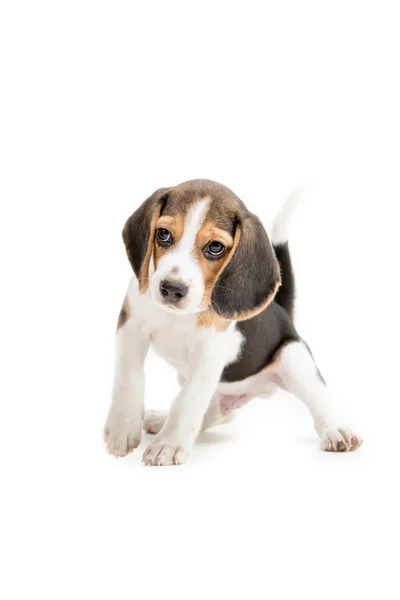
[216,366,279,415]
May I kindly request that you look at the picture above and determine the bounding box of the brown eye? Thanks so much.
[156,228,172,245]
[205,241,226,259]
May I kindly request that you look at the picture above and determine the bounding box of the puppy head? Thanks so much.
[123,180,280,319]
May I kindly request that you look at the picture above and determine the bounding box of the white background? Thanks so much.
[1,1,399,598]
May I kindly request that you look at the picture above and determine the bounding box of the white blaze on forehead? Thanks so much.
[178,196,210,255]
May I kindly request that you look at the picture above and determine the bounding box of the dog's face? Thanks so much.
[123,180,281,320]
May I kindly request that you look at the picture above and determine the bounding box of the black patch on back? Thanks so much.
[221,301,299,382]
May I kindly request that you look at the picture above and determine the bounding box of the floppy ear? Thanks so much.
[122,187,170,292]
[211,213,281,320]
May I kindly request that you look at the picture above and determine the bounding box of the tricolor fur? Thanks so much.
[104,179,362,466]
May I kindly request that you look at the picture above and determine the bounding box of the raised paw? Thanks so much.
[143,411,167,435]
[142,440,188,466]
[103,415,142,457]
[320,428,363,452]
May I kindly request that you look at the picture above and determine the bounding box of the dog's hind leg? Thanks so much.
[143,411,169,435]
[274,340,363,452]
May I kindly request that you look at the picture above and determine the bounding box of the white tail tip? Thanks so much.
[271,185,304,245]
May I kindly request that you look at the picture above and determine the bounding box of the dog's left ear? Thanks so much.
[211,212,281,320]
[122,187,171,292]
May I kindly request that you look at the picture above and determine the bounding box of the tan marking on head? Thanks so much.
[153,213,185,270]
[156,215,179,230]
[194,220,236,310]
[199,223,241,313]
[117,296,131,330]
[204,226,234,248]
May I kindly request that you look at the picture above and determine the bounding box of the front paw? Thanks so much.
[142,439,189,466]
[103,413,142,457]
[320,428,363,452]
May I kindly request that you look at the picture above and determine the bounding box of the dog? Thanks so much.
[104,179,362,466]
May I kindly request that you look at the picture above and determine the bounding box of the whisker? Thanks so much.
[211,299,223,314]
[205,284,243,297]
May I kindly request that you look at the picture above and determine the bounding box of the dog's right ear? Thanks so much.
[211,212,281,320]
[122,187,171,292]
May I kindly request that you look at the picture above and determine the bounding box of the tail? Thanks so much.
[271,187,303,318]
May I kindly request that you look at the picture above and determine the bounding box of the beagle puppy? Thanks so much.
[104,179,362,466]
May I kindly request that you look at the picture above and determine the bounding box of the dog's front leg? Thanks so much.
[142,340,226,466]
[104,301,150,457]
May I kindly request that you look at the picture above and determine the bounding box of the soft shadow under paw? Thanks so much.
[197,429,235,445]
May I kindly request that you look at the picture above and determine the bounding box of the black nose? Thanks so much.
[160,280,189,303]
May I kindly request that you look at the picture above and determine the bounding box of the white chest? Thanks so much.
[147,311,242,377]
[149,318,194,374]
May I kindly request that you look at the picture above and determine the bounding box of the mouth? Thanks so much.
[162,301,181,309]
[153,294,187,311]
[153,293,204,315]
